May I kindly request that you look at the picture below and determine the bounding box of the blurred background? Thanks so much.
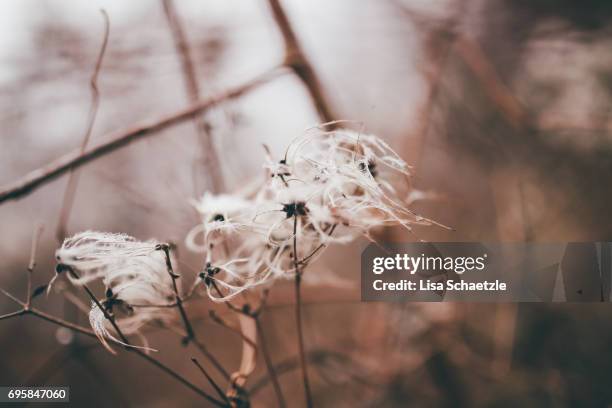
[1,0,612,406]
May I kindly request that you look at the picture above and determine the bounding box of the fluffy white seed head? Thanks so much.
[54,231,176,351]
[188,126,442,301]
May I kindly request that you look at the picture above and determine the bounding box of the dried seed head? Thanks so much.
[187,126,442,302]
[53,231,176,350]
[282,201,308,218]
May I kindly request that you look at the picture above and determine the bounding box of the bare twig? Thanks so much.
[191,358,229,404]
[266,0,336,125]
[2,279,97,335]
[158,244,195,341]
[454,35,528,128]
[162,0,224,194]
[0,302,97,337]
[0,66,285,205]
[25,223,44,308]
[156,322,231,382]
[27,308,97,337]
[255,316,286,408]
[64,266,226,407]
[191,338,231,381]
[162,0,201,104]
[157,246,231,383]
[394,1,465,171]
[292,215,313,408]
[136,348,227,407]
[0,310,25,321]
[56,9,110,241]
[2,265,227,405]
[0,287,22,305]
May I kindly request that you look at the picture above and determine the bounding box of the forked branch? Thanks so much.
[56,9,110,241]
[0,66,285,205]
[266,0,337,125]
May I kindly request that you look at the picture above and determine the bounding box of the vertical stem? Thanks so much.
[255,316,286,408]
[66,267,130,343]
[56,10,110,241]
[191,358,229,404]
[64,267,225,406]
[293,215,313,408]
[161,246,231,383]
[25,224,44,309]
[192,338,231,381]
[161,0,224,194]
[266,0,336,127]
[160,244,195,340]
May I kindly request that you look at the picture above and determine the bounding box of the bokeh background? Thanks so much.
[1,0,612,406]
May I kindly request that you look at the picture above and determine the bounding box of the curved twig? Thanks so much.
[0,66,285,205]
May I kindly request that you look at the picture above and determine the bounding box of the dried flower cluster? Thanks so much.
[186,126,439,301]
[53,231,175,352]
[50,126,438,349]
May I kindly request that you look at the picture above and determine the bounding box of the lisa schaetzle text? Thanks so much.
[371,253,508,292]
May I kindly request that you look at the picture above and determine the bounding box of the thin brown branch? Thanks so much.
[394,2,465,172]
[266,0,336,125]
[56,10,110,241]
[393,1,450,31]
[27,308,97,337]
[157,246,231,385]
[25,310,227,405]
[191,358,229,404]
[68,267,126,337]
[1,267,226,405]
[64,266,225,407]
[162,0,201,103]
[411,33,457,171]
[191,338,231,381]
[255,316,286,408]
[136,348,227,407]
[399,2,599,142]
[0,66,285,205]
[292,215,313,408]
[0,287,24,306]
[151,320,231,382]
[158,244,195,341]
[162,0,224,194]
[133,277,237,384]
[454,35,528,128]
[25,223,44,308]
[0,309,25,321]
[0,297,97,336]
